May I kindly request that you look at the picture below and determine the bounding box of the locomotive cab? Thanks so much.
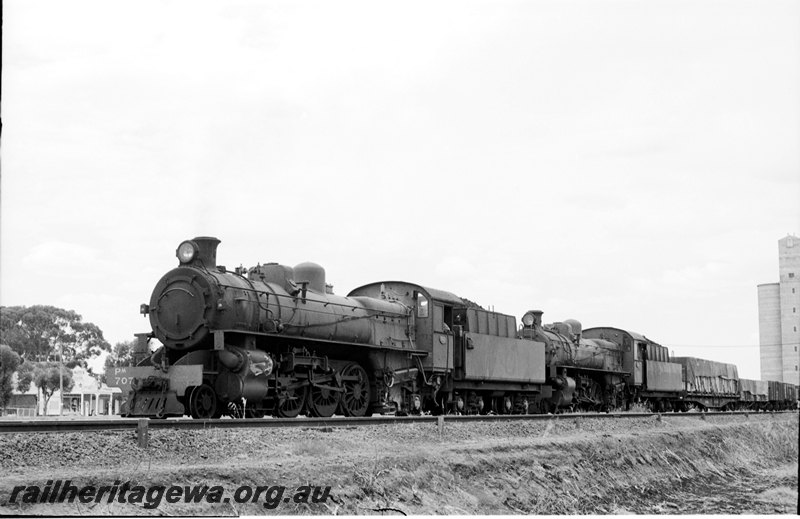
[583,327,683,411]
[349,282,548,414]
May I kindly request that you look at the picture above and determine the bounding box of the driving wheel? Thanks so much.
[339,363,371,417]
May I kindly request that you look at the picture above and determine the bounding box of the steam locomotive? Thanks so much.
[113,237,798,418]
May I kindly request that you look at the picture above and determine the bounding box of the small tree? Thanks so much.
[17,361,74,415]
[0,345,22,413]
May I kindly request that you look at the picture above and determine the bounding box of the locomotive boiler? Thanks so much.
[146,237,411,351]
[520,311,627,411]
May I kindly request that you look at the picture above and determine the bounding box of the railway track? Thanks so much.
[0,410,791,434]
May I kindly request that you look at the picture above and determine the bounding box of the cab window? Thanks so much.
[434,304,444,332]
[416,293,429,318]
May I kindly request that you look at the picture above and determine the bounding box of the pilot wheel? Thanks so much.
[188,384,221,419]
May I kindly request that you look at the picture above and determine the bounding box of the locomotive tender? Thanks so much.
[114,237,798,418]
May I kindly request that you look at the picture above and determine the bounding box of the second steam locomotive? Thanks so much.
[114,237,798,418]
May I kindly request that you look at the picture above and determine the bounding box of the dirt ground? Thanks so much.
[1,412,797,515]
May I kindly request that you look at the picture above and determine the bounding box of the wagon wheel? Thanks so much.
[276,382,308,418]
[501,395,513,415]
[188,384,220,419]
[339,363,371,417]
[306,378,341,418]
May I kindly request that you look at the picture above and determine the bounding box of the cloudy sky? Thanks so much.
[2,0,798,380]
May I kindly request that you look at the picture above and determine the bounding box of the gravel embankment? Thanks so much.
[1,413,797,515]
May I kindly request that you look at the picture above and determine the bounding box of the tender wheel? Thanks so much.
[454,395,465,415]
[306,379,340,418]
[188,384,220,419]
[339,363,371,417]
[513,395,530,415]
[276,382,308,418]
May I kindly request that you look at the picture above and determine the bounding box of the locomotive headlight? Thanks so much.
[176,240,198,264]
[522,312,535,327]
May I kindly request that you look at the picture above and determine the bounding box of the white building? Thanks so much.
[55,366,124,416]
[7,366,123,417]
[758,234,800,385]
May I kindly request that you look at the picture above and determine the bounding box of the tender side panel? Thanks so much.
[463,334,545,383]
[645,360,683,391]
[647,343,669,362]
[466,308,516,337]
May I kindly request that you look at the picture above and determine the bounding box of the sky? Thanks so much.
[2,0,799,380]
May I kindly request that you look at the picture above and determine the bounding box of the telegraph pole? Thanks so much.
[59,342,63,417]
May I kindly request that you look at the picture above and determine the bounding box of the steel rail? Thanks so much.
[0,410,793,434]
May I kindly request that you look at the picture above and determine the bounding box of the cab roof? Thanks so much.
[348,281,465,306]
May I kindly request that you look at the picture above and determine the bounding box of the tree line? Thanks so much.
[0,305,135,414]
